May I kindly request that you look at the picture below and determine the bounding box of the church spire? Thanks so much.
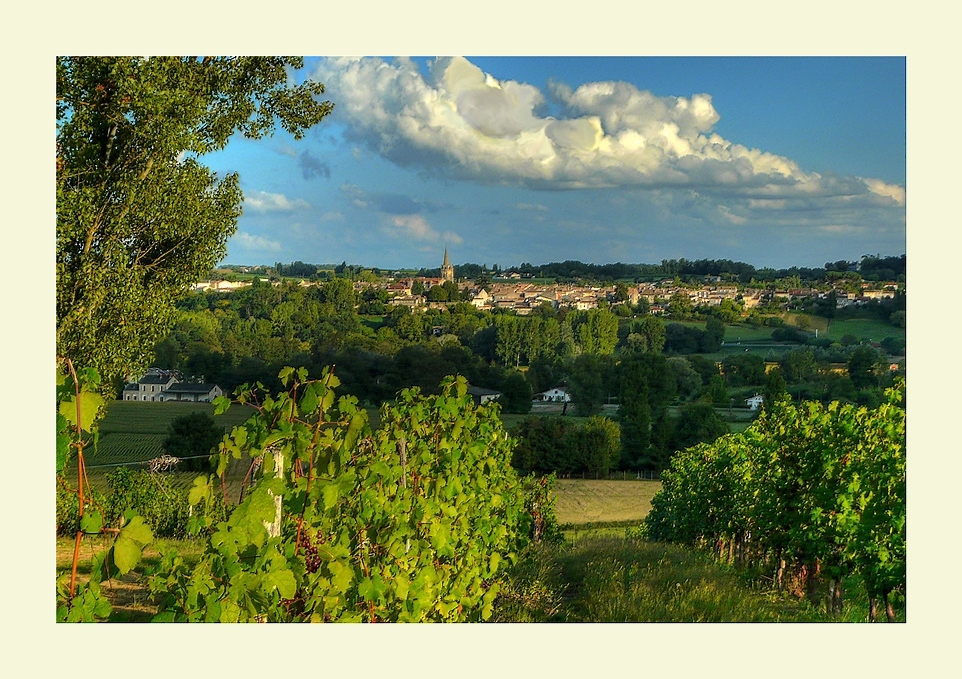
[441,246,454,282]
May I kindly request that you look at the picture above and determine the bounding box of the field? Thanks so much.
[552,478,661,526]
[71,401,261,496]
[823,317,905,343]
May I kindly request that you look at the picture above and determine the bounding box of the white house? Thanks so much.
[466,385,502,405]
[123,373,178,401]
[746,394,764,410]
[122,373,222,403]
[534,387,571,403]
[160,382,223,403]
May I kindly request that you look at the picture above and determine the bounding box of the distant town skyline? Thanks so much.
[203,56,905,271]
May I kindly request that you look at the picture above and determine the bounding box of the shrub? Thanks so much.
[162,412,224,472]
[102,467,192,538]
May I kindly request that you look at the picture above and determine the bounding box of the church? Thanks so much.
[441,246,454,283]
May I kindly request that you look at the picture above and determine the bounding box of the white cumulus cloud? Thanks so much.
[311,56,904,207]
[243,189,311,213]
[235,231,282,252]
[390,214,463,245]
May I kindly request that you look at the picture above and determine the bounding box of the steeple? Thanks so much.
[441,246,454,283]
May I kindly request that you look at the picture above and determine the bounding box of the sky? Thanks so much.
[205,56,906,272]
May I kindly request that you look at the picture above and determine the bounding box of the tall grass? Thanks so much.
[493,531,899,622]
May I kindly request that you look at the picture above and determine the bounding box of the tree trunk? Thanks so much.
[828,579,843,615]
[884,591,896,622]
[804,560,822,608]
[868,597,878,622]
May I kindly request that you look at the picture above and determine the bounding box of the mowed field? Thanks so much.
[822,317,905,343]
[552,479,661,526]
[91,400,257,467]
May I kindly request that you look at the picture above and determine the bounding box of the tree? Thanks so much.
[701,317,725,353]
[847,345,884,390]
[500,370,533,414]
[618,358,651,470]
[762,368,788,413]
[706,374,728,406]
[162,412,224,472]
[668,291,694,317]
[668,402,730,458]
[566,354,615,417]
[668,356,701,401]
[57,57,333,386]
[624,316,666,354]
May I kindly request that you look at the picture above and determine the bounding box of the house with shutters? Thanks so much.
[122,372,222,403]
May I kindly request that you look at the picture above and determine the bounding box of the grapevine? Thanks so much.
[645,379,905,620]
[147,366,530,622]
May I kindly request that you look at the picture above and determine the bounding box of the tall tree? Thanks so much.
[618,357,651,470]
[57,57,333,386]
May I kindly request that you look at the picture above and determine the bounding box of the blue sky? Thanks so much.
[205,56,905,271]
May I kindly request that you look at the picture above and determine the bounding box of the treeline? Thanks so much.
[428,254,905,285]
[267,254,905,286]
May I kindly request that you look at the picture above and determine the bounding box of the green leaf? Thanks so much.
[267,569,297,599]
[56,429,71,472]
[188,475,211,506]
[247,489,279,524]
[119,515,154,546]
[80,509,103,534]
[213,395,231,415]
[322,483,339,511]
[58,391,105,433]
[113,536,143,574]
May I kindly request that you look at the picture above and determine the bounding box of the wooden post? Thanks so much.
[265,445,283,538]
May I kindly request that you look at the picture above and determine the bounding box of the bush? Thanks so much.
[149,369,530,622]
[102,467,193,538]
[162,412,224,472]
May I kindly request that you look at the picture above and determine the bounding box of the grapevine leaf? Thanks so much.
[80,509,103,534]
[267,569,297,599]
[113,537,143,574]
[188,475,212,505]
[58,391,105,433]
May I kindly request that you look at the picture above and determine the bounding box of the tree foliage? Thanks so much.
[56,57,333,385]
[162,411,224,471]
[511,415,621,477]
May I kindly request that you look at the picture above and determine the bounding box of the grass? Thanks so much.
[823,317,905,342]
[93,400,256,466]
[56,536,208,622]
[552,478,661,526]
[510,534,870,622]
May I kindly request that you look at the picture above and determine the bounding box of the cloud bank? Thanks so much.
[311,57,904,207]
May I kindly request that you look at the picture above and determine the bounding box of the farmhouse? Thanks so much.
[466,385,502,405]
[746,394,764,410]
[122,372,222,403]
[161,382,223,403]
[534,387,571,403]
